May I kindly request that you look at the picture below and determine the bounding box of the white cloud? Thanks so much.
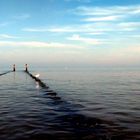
[23,27,79,33]
[130,35,140,38]
[72,5,140,28]
[23,20,139,36]
[84,15,122,22]
[0,34,19,39]
[23,24,110,33]
[0,41,84,49]
[87,32,104,35]
[74,5,140,16]
[22,4,140,36]
[131,8,140,14]
[67,34,101,45]
[118,22,140,28]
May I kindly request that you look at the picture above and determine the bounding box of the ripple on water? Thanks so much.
[0,71,140,140]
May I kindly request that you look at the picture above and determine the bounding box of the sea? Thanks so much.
[0,67,140,140]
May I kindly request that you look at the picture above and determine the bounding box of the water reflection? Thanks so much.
[35,82,40,89]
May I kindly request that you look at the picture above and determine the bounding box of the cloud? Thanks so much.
[0,34,19,39]
[129,35,140,38]
[22,4,140,38]
[84,15,122,22]
[23,27,76,33]
[72,5,140,25]
[67,34,101,45]
[23,25,108,34]
[0,41,84,49]
[23,20,140,35]
[118,22,140,28]
[74,5,140,16]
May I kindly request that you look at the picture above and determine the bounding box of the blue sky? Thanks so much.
[0,0,140,67]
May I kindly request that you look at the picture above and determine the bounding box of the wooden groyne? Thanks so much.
[25,70,49,88]
[0,71,12,76]
[1,64,61,100]
[25,70,61,100]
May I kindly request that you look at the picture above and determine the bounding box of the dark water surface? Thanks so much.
[0,68,140,140]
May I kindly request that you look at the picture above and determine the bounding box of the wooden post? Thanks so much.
[25,64,28,72]
[13,64,16,72]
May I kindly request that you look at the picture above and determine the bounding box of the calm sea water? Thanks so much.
[0,67,140,140]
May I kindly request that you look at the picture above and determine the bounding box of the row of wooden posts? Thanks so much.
[13,64,28,72]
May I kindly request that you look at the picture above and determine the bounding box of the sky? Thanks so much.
[0,0,140,67]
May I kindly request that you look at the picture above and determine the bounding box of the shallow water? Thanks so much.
[0,68,140,140]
